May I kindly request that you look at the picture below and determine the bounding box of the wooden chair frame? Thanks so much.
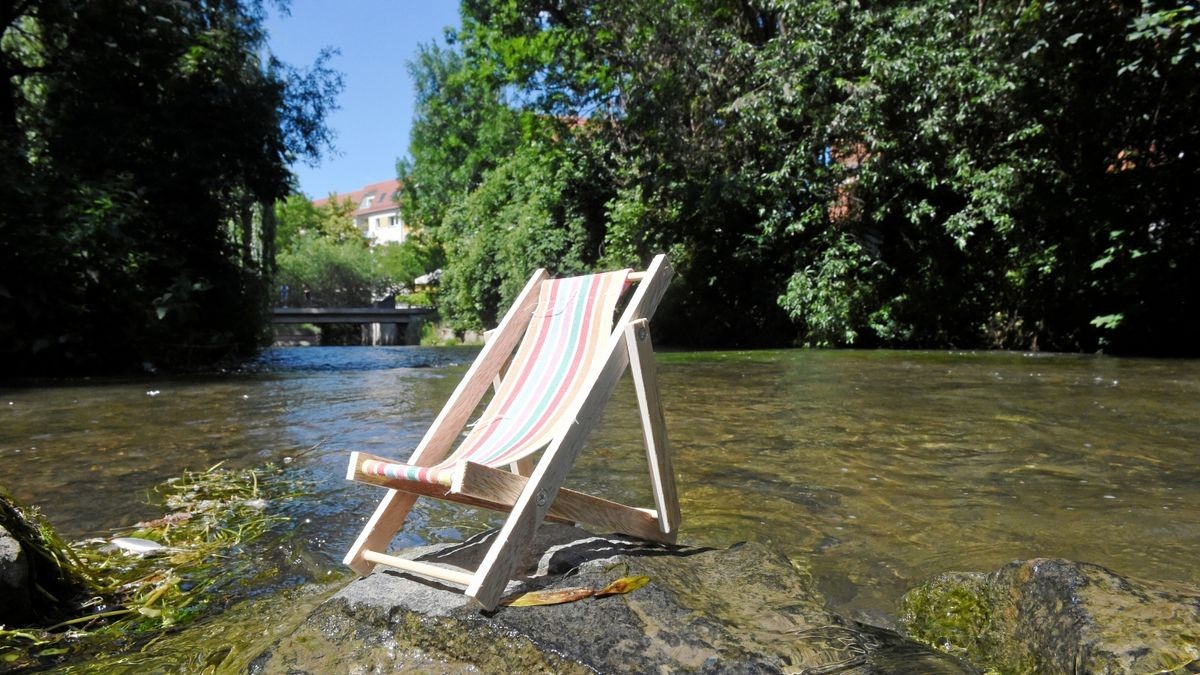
[343,254,680,610]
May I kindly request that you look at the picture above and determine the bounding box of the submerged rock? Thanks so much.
[2,490,93,626]
[1,523,33,625]
[249,524,970,673]
[899,558,1200,674]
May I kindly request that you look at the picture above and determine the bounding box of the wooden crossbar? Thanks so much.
[348,452,669,543]
[454,462,669,543]
[361,550,474,587]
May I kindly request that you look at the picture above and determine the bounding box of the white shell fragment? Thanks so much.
[110,537,167,555]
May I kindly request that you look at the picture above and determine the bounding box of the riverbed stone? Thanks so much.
[247,524,970,673]
[1,523,33,625]
[899,557,1200,674]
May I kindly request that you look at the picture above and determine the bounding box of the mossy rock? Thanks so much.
[0,523,33,624]
[0,490,94,626]
[249,525,972,673]
[899,558,1200,674]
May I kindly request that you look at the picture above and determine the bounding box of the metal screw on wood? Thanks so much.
[636,325,648,341]
[536,489,547,506]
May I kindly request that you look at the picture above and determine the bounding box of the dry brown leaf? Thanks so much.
[595,575,650,597]
[504,587,595,607]
[503,575,651,607]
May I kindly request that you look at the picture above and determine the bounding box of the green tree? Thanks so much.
[275,193,359,252]
[397,40,523,235]
[374,240,434,296]
[765,0,1200,352]
[0,0,341,374]
[438,143,592,330]
[276,237,374,307]
[402,0,1199,353]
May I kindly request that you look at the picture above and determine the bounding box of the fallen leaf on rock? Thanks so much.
[502,575,651,607]
[505,587,595,607]
[596,575,650,597]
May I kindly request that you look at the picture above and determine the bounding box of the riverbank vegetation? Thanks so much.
[0,464,307,670]
[273,195,437,308]
[0,0,340,376]
[3,2,1196,376]
[401,0,1199,355]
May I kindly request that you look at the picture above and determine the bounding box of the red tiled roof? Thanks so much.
[313,178,402,217]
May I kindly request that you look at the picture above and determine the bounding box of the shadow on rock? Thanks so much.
[248,524,974,674]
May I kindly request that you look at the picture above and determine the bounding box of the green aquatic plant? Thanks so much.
[899,574,997,659]
[898,571,1036,674]
[0,463,308,670]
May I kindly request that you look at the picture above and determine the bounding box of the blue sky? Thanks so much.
[265,1,462,198]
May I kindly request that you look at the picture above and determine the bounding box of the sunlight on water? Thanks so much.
[2,346,1198,624]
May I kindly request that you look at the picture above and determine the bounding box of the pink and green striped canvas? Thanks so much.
[360,269,630,486]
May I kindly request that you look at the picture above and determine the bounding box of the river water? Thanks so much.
[2,347,1198,625]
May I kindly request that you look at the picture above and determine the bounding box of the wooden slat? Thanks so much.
[509,456,534,477]
[342,269,548,576]
[483,328,509,392]
[465,254,674,610]
[345,453,663,539]
[624,319,681,535]
[454,462,669,543]
[346,452,574,523]
[361,550,474,587]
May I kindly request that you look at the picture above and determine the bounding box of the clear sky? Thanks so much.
[265,1,462,198]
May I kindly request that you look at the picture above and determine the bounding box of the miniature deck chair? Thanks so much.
[344,254,680,610]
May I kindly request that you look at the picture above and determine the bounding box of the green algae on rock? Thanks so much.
[0,463,309,671]
[899,558,1200,674]
[249,524,974,673]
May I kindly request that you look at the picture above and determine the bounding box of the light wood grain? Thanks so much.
[454,462,668,543]
[465,254,674,609]
[345,453,663,539]
[508,456,534,476]
[342,269,547,576]
[361,550,475,587]
[625,319,681,535]
[345,255,677,601]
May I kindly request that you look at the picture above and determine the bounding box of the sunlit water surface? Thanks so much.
[2,347,1198,624]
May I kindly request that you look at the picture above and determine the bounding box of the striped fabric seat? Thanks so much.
[360,269,630,487]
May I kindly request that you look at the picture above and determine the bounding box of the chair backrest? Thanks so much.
[434,269,631,470]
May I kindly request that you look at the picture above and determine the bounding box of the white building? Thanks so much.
[313,178,406,246]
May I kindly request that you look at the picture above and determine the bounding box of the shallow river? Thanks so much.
[2,347,1198,624]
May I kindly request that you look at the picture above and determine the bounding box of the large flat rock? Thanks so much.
[248,525,970,673]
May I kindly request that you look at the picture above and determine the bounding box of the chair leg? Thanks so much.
[343,489,420,576]
[624,319,681,535]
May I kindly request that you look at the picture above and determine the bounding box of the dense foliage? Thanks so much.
[272,194,434,307]
[402,0,1199,354]
[0,0,340,375]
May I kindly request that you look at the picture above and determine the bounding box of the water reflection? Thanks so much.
[2,347,1197,623]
